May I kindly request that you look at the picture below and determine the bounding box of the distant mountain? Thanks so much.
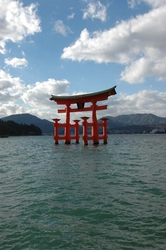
[1,114,54,134]
[1,113,166,135]
[104,113,166,128]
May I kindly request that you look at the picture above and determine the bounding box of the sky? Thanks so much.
[0,0,166,122]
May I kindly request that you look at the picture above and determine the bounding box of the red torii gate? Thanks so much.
[50,86,116,145]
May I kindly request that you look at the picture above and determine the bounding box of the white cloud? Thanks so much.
[0,69,25,101]
[62,4,166,83]
[54,20,72,36]
[128,0,166,8]
[0,0,41,53]
[120,57,152,83]
[0,72,72,120]
[106,90,166,118]
[22,78,72,121]
[22,51,25,56]
[0,40,6,54]
[22,78,70,108]
[0,103,26,118]
[67,12,75,20]
[121,56,166,83]
[0,70,166,120]
[5,57,28,68]
[127,0,137,8]
[82,0,107,22]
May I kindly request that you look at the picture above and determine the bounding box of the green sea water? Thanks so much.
[0,135,166,249]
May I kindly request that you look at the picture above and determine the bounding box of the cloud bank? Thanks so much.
[0,69,71,120]
[0,0,41,53]
[62,3,166,84]
[0,68,166,120]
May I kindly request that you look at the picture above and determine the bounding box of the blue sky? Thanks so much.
[0,0,166,121]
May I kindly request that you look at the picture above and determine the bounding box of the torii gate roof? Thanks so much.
[50,85,116,105]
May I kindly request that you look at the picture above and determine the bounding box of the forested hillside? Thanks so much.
[2,113,53,134]
[0,120,42,136]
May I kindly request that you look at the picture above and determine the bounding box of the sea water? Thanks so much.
[0,135,166,250]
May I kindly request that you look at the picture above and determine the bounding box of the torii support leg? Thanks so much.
[73,120,80,143]
[91,101,99,145]
[101,118,108,144]
[65,104,71,144]
[53,118,61,144]
[81,117,89,145]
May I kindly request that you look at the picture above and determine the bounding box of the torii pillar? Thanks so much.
[65,104,71,144]
[91,101,99,144]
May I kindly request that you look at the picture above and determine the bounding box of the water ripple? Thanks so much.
[0,135,166,249]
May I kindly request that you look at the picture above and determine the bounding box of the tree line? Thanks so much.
[0,120,42,136]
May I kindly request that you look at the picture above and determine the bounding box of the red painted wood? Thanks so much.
[51,86,116,144]
[58,105,107,113]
